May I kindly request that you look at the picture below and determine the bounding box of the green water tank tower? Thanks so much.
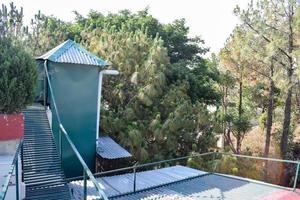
[36,40,109,177]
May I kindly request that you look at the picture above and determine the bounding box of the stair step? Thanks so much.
[23,159,61,166]
[26,180,66,188]
[23,138,53,141]
[22,152,58,157]
[23,168,63,175]
[22,147,57,151]
[23,155,59,160]
[25,175,65,184]
[22,145,56,150]
[25,185,70,200]
[25,192,70,199]
[23,171,64,178]
[23,163,61,168]
[22,155,60,161]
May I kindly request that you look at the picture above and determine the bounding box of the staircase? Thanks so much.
[22,105,71,200]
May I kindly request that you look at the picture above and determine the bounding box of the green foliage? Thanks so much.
[0,3,26,38]
[65,9,221,162]
[259,112,267,130]
[0,38,37,114]
[166,61,221,104]
[216,154,262,180]
[75,9,208,63]
[80,24,219,161]
[0,4,221,163]
[27,12,75,56]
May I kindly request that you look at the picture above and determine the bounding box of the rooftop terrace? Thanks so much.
[69,165,300,200]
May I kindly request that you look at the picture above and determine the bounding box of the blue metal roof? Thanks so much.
[69,165,300,200]
[97,136,132,159]
[37,39,108,67]
[112,174,299,200]
[69,165,208,199]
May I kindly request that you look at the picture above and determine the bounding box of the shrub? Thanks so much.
[0,38,37,114]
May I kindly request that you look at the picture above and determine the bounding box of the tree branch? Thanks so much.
[244,21,291,60]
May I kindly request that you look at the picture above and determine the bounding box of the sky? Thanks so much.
[3,0,250,54]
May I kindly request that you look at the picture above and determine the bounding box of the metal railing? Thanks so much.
[41,63,299,197]
[0,140,23,200]
[67,151,300,195]
[215,152,300,192]
[66,152,216,193]
[43,61,108,200]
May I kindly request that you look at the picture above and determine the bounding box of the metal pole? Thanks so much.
[15,155,19,200]
[133,165,137,192]
[59,129,62,163]
[293,163,299,192]
[43,69,46,107]
[213,152,218,172]
[96,70,119,142]
[20,146,24,182]
[83,170,87,200]
[96,72,103,141]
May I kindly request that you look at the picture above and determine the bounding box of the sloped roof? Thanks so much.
[69,165,299,200]
[37,39,108,67]
[69,165,207,199]
[96,136,132,159]
[112,174,299,200]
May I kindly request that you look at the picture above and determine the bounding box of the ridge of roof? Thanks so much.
[37,39,108,67]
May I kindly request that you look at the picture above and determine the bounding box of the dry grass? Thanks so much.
[241,125,279,157]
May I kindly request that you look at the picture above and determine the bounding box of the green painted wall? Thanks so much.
[46,61,99,177]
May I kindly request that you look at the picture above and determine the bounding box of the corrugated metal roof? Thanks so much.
[112,174,300,200]
[69,165,208,199]
[69,166,300,200]
[97,136,132,159]
[37,39,108,67]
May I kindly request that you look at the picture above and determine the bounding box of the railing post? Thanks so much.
[59,128,63,166]
[133,165,137,192]
[15,155,19,200]
[83,170,87,200]
[293,163,299,192]
[20,145,24,182]
[43,69,46,108]
[213,152,218,172]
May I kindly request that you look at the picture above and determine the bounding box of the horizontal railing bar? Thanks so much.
[218,152,300,164]
[66,152,215,182]
[214,173,295,191]
[137,152,215,169]
[67,151,300,183]
[66,165,136,182]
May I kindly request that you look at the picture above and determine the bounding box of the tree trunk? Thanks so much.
[225,124,236,153]
[280,84,292,158]
[280,3,295,187]
[280,2,294,159]
[223,87,229,147]
[263,63,275,181]
[236,136,242,154]
[264,63,274,158]
[236,80,243,154]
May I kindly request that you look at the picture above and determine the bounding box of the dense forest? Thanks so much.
[1,0,300,187]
